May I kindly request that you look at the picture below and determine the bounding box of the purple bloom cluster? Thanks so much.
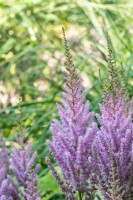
[0,29,132,200]
[11,134,41,199]
[91,39,133,199]
[46,29,133,200]
[46,83,97,198]
[0,135,41,200]
[0,139,19,199]
[46,28,98,199]
[92,91,133,199]
[23,168,41,200]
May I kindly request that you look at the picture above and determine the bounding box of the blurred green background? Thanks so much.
[0,0,133,199]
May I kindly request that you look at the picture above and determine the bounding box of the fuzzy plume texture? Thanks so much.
[0,139,9,183]
[0,108,41,200]
[46,28,98,199]
[0,139,20,199]
[23,167,41,200]
[93,92,133,199]
[0,136,41,200]
[11,134,41,200]
[92,36,133,200]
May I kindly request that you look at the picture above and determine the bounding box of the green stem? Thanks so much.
[78,192,82,200]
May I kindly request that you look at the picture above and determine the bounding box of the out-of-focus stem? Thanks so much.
[79,192,82,200]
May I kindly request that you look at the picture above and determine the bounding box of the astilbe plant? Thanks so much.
[0,139,20,199]
[0,139,9,184]
[11,134,41,200]
[0,101,41,200]
[23,167,41,200]
[92,36,133,200]
[46,28,98,200]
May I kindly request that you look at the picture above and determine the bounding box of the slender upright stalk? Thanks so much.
[78,191,83,200]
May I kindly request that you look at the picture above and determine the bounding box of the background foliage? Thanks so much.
[0,0,133,199]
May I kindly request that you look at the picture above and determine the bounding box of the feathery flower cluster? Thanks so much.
[0,139,20,199]
[46,30,133,200]
[92,36,133,200]
[0,103,41,200]
[11,134,41,200]
[23,167,41,200]
[0,29,132,200]
[0,136,41,200]
[93,92,133,199]
[46,28,98,199]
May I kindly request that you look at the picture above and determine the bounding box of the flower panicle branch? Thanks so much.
[92,34,133,200]
[0,98,41,199]
[46,28,98,200]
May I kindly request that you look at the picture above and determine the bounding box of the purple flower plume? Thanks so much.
[0,195,13,200]
[0,98,41,199]
[46,28,98,199]
[23,167,41,200]
[93,92,133,199]
[0,139,10,181]
[0,139,20,199]
[92,38,133,200]
[11,134,41,199]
